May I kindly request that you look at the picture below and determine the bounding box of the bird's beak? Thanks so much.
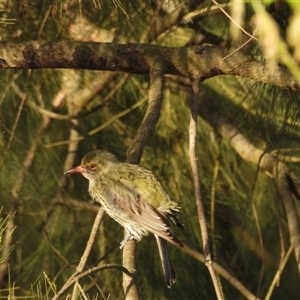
[64,165,86,175]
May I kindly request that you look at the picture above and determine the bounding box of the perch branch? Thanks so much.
[124,57,164,299]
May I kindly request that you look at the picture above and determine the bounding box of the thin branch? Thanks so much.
[37,5,52,38]
[249,156,265,297]
[77,209,105,273]
[76,73,128,118]
[181,244,260,300]
[265,245,293,300]
[0,213,16,285]
[54,197,100,213]
[222,31,257,60]
[52,208,105,300]
[139,1,162,43]
[27,101,70,120]
[209,143,224,296]
[53,263,131,300]
[45,96,148,148]
[44,230,70,266]
[0,81,26,169]
[188,79,223,300]
[212,0,257,41]
[181,4,230,24]
[74,281,89,300]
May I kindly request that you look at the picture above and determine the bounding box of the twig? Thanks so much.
[0,81,26,169]
[75,281,89,300]
[139,1,162,43]
[181,3,230,23]
[212,0,257,41]
[265,245,293,300]
[44,230,70,266]
[76,73,127,119]
[45,96,148,148]
[37,5,53,38]
[222,33,256,60]
[249,156,265,297]
[78,209,105,273]
[0,213,16,285]
[209,143,223,296]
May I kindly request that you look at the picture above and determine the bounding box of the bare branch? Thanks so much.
[212,0,257,41]
[265,245,293,300]
[0,213,16,285]
[188,79,223,300]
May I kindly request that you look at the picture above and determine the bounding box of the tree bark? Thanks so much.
[0,41,298,91]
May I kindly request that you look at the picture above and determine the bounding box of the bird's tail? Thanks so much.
[155,235,176,288]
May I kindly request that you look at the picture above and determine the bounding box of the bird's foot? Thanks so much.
[120,234,135,249]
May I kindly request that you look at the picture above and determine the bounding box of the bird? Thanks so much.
[64,149,184,288]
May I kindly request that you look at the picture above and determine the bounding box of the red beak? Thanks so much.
[64,165,86,175]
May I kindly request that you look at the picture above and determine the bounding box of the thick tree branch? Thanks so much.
[0,41,298,91]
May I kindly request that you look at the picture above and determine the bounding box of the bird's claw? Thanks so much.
[120,234,135,249]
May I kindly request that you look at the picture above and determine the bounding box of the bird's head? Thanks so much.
[64,150,119,180]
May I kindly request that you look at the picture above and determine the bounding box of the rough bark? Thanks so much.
[0,41,298,91]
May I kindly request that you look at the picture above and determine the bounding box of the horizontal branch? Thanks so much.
[0,41,298,91]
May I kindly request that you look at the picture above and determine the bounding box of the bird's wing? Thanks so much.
[100,176,182,247]
[129,197,182,247]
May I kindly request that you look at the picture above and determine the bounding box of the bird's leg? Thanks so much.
[120,233,135,249]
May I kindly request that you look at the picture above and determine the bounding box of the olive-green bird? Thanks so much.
[65,149,184,288]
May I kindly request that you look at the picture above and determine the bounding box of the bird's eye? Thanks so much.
[89,163,96,170]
